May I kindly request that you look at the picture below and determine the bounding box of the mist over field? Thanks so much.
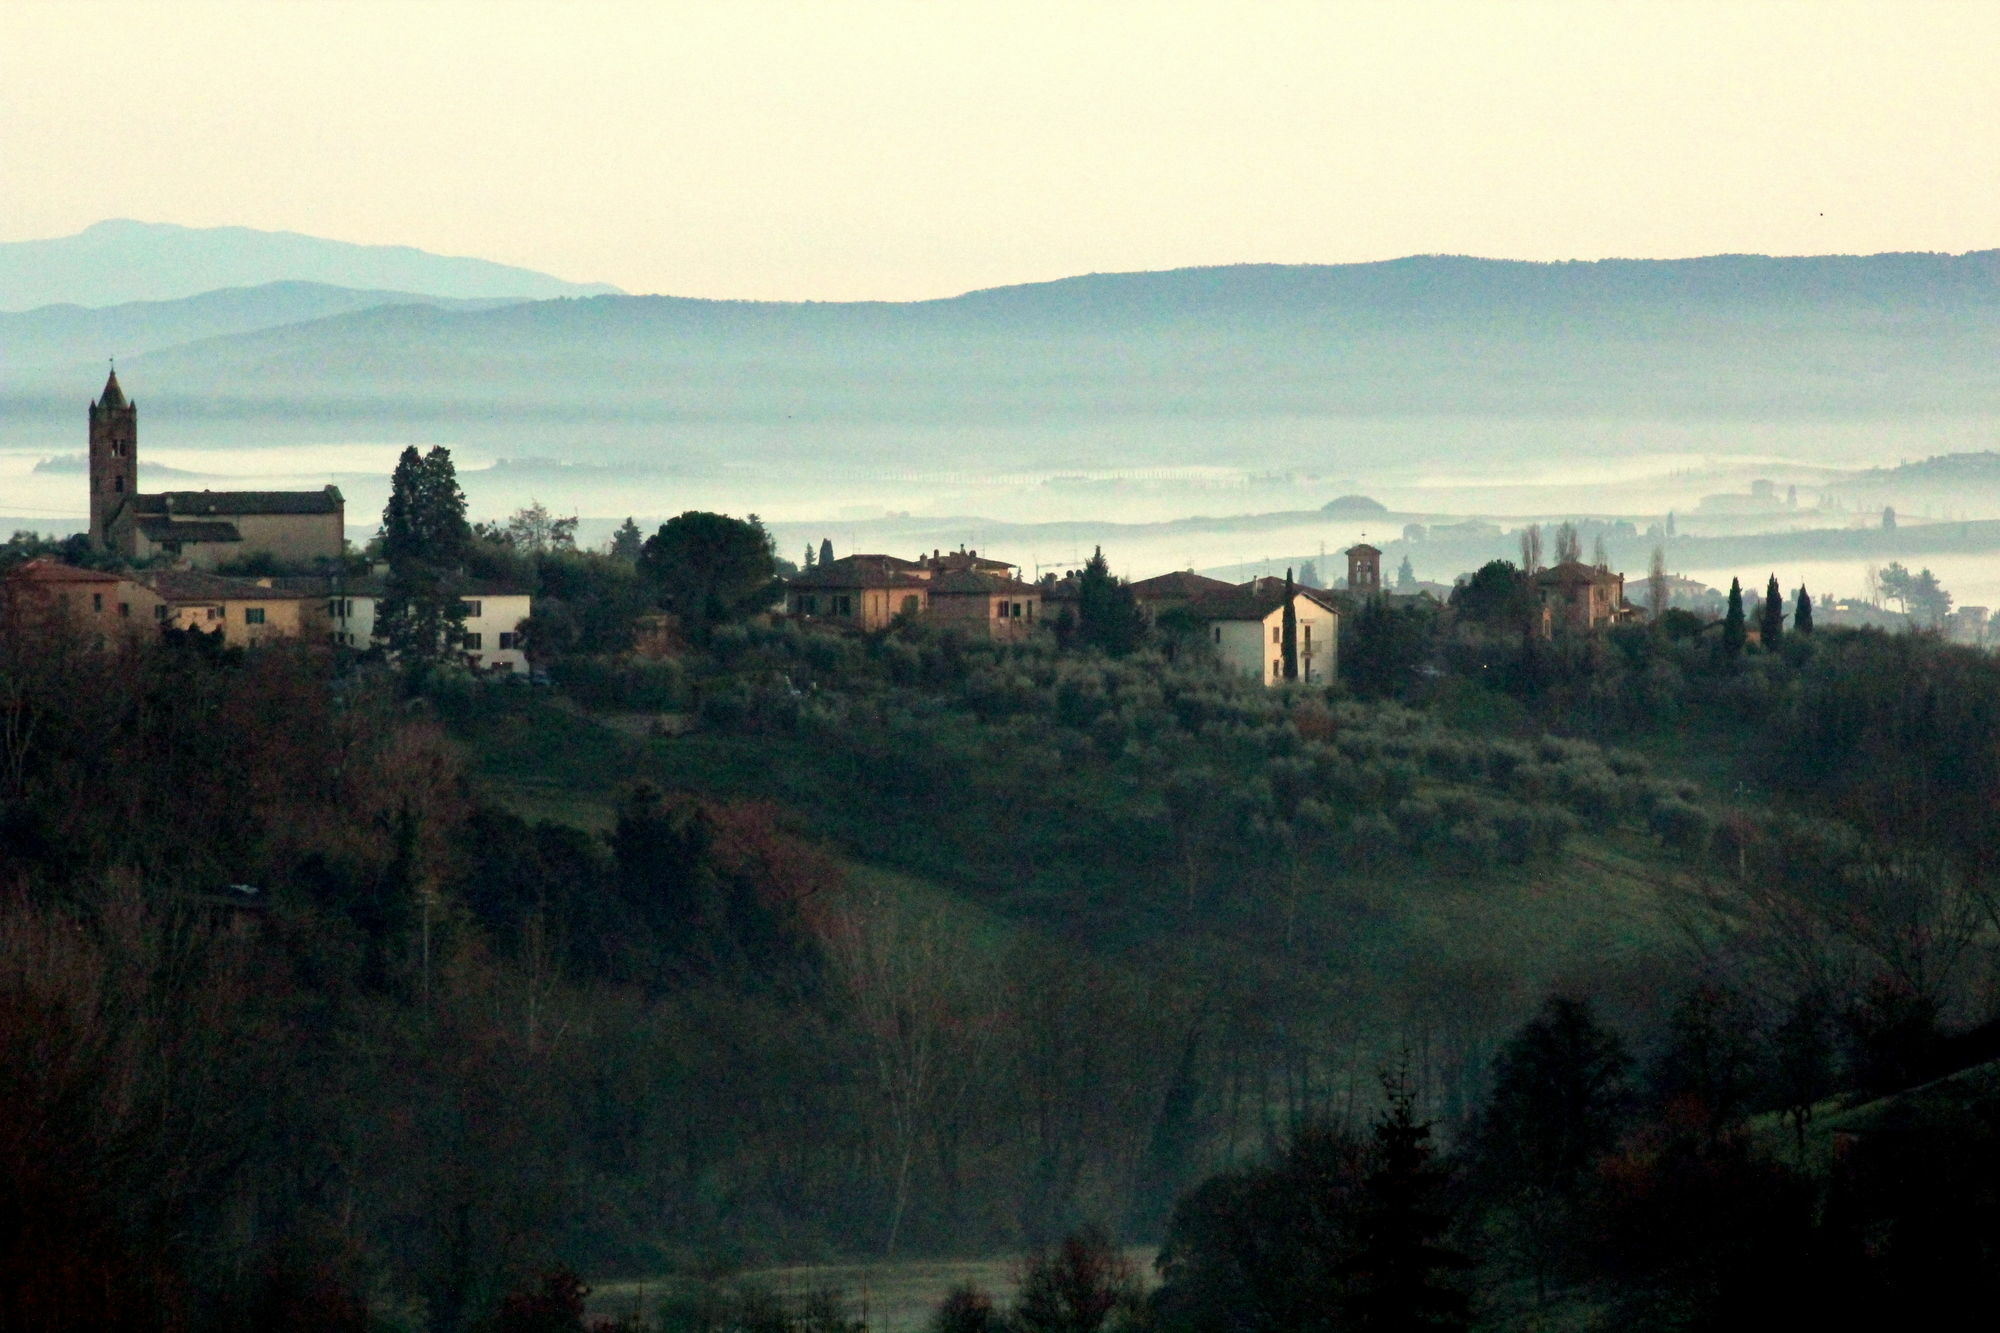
[8,231,2000,603]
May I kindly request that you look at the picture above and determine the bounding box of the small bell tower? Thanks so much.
[88,365,137,548]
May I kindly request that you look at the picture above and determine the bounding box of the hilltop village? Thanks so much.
[8,372,1737,685]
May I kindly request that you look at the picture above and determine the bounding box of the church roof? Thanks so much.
[136,518,242,544]
[95,369,127,410]
[131,486,344,517]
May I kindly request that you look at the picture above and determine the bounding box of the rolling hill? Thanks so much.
[4,251,1998,476]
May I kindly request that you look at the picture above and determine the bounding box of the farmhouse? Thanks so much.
[1185,582,1340,685]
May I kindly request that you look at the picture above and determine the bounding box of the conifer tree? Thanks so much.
[1761,573,1784,646]
[1076,547,1144,656]
[376,445,471,665]
[1346,1067,1470,1332]
[1281,568,1299,681]
[820,537,835,567]
[610,517,643,561]
[1794,584,1814,634]
[1723,578,1746,657]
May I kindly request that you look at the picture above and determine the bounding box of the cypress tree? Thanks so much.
[1795,585,1814,634]
[1723,578,1746,657]
[1761,573,1784,646]
[1281,567,1299,681]
[819,537,835,567]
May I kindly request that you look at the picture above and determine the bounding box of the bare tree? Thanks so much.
[1517,524,1544,576]
[1553,522,1582,566]
[828,888,998,1256]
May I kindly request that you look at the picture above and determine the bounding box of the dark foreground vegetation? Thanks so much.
[8,543,2000,1329]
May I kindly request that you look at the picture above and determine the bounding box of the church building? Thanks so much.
[88,370,346,568]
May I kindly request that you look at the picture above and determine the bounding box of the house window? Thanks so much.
[244,607,266,625]
[901,595,919,615]
[1213,626,1221,643]
[1272,660,1281,679]
[118,602,129,617]
[154,605,167,621]
[1271,626,1280,644]
[1304,624,1312,644]
[499,632,517,650]
[207,607,222,621]
[800,595,819,615]
[460,599,483,618]
[92,593,103,612]
[832,594,853,616]
[994,601,1006,618]
[464,632,483,650]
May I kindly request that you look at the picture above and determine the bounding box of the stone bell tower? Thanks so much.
[1345,543,1382,598]
[88,366,138,548]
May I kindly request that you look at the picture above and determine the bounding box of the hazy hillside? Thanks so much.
[0,219,622,310]
[0,281,524,368]
[5,251,1998,477]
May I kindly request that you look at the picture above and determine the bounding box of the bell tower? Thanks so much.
[1345,543,1382,598]
[88,366,137,548]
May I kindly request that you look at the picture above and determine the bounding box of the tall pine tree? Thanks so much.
[610,516,643,561]
[1794,584,1814,634]
[1761,573,1784,646]
[1076,546,1145,656]
[1346,1067,1470,1332]
[375,445,471,666]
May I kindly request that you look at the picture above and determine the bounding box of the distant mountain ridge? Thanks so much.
[4,250,1998,476]
[0,219,621,311]
[0,281,526,368]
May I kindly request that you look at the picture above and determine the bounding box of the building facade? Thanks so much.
[86,371,346,567]
[1188,586,1340,685]
[0,558,163,643]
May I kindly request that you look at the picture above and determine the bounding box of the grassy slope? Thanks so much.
[458,700,1691,1015]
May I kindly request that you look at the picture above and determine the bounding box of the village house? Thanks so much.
[1126,569,1240,614]
[86,370,346,567]
[1185,582,1340,685]
[302,574,533,673]
[0,558,163,643]
[1533,560,1629,633]
[784,549,1039,639]
[138,570,326,648]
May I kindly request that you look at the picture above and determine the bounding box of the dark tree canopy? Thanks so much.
[1794,585,1814,634]
[1075,547,1145,657]
[1474,995,1632,1195]
[637,510,780,640]
[1450,560,1535,631]
[376,444,472,665]
[609,516,644,561]
[1723,579,1747,658]
[1281,568,1299,681]
[1761,574,1784,646]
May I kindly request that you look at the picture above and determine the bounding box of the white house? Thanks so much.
[321,577,533,674]
[1188,581,1339,685]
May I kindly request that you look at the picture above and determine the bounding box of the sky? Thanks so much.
[5,0,1998,301]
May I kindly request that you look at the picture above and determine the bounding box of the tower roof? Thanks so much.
[95,368,127,410]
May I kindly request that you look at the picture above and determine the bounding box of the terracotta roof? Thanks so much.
[928,570,1039,595]
[2,557,123,584]
[1127,570,1238,601]
[1535,560,1622,586]
[789,554,931,591]
[1346,543,1382,555]
[131,486,344,517]
[926,551,1014,573]
[1185,586,1339,623]
[139,570,312,603]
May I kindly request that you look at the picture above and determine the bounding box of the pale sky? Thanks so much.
[5,0,1998,301]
